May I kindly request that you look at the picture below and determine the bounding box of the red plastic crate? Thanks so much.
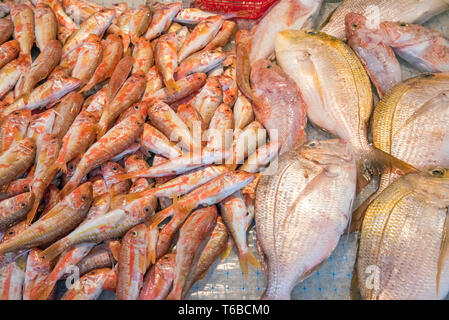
[194,0,277,19]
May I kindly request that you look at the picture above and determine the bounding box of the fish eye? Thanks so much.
[132,231,138,236]
[430,168,445,177]
[144,207,150,213]
[24,185,28,189]
[308,141,317,147]
[135,105,140,110]
[8,231,14,235]
[307,31,319,35]
[14,112,19,115]
[112,166,118,171]
[69,164,74,170]
[422,73,434,79]
[266,65,271,69]
[352,23,358,28]
[400,23,407,27]
[81,195,87,201]
[20,203,26,207]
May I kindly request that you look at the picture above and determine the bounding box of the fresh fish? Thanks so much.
[148,73,207,105]
[101,161,130,196]
[275,30,416,188]
[148,100,195,152]
[132,37,154,75]
[155,32,178,93]
[62,9,115,57]
[2,76,81,118]
[0,138,35,187]
[217,74,237,107]
[174,8,217,24]
[0,192,34,231]
[166,205,217,300]
[117,224,148,300]
[178,15,223,62]
[63,0,102,23]
[256,139,356,299]
[0,109,31,153]
[53,110,97,173]
[51,91,84,139]
[381,21,449,72]
[250,59,307,154]
[250,0,323,63]
[0,18,13,45]
[177,103,206,140]
[61,268,113,300]
[203,20,236,51]
[139,253,175,300]
[116,9,132,51]
[152,170,255,258]
[39,193,157,262]
[46,0,77,31]
[140,123,183,159]
[76,243,116,276]
[142,65,163,100]
[97,72,146,138]
[109,149,230,183]
[0,182,93,255]
[0,60,21,99]
[205,103,234,151]
[71,34,103,87]
[105,55,133,104]
[228,121,266,167]
[124,154,150,184]
[144,2,181,40]
[0,40,20,70]
[345,12,401,97]
[233,93,254,131]
[60,109,145,198]
[240,141,281,173]
[182,215,228,297]
[220,191,259,278]
[356,168,449,299]
[22,248,52,300]
[14,40,62,98]
[0,177,33,201]
[128,5,152,46]
[351,73,449,231]
[174,26,190,51]
[27,133,61,223]
[0,256,26,300]
[190,76,222,127]
[81,34,123,93]
[30,242,95,300]
[320,0,449,40]
[34,3,58,50]
[176,49,227,80]
[11,4,35,66]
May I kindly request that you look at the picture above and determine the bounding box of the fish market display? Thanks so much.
[0,0,447,301]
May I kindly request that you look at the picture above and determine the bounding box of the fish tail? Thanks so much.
[26,199,41,225]
[40,238,71,262]
[238,251,260,279]
[357,146,418,192]
[165,78,179,93]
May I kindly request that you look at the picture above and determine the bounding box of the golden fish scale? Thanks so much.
[255,148,354,298]
[285,31,372,151]
[372,73,449,192]
[358,177,449,300]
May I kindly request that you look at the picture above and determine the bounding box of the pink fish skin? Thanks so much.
[34,3,58,50]
[166,205,217,300]
[250,59,307,154]
[11,4,35,67]
[0,40,20,70]
[0,109,31,153]
[345,13,401,97]
[144,2,181,41]
[0,18,13,45]
[381,20,449,73]
[117,224,149,300]
[139,253,175,300]
[22,248,53,300]
[61,268,114,300]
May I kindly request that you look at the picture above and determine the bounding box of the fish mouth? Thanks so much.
[300,139,354,165]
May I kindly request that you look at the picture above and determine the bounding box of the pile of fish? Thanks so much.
[0,0,278,300]
[0,0,449,301]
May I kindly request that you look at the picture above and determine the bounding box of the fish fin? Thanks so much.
[40,238,71,262]
[165,79,179,93]
[238,251,260,280]
[220,238,233,260]
[109,172,136,184]
[235,31,253,102]
[437,208,449,297]
[348,192,378,233]
[26,199,41,225]
[360,147,418,183]
[108,241,121,262]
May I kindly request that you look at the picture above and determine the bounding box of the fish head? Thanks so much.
[2,221,28,243]
[67,182,93,210]
[12,192,34,211]
[18,138,36,155]
[127,194,157,219]
[379,21,425,47]
[300,139,355,167]
[124,224,149,249]
[101,161,126,180]
[344,12,369,38]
